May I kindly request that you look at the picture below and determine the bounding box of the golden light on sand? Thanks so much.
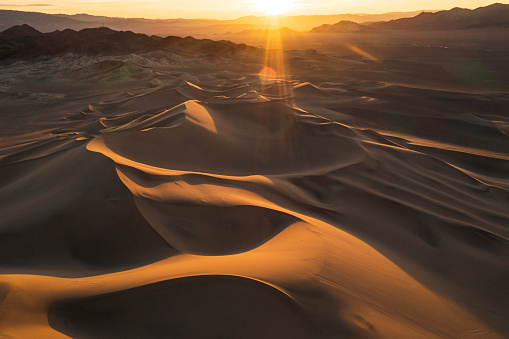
[252,0,294,15]
[259,66,277,83]
[347,44,380,63]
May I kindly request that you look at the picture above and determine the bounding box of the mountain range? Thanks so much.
[0,2,507,53]
[0,9,431,36]
[0,25,258,61]
[312,3,509,32]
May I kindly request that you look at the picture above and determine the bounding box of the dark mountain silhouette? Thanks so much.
[309,3,509,32]
[0,23,42,38]
[369,3,509,30]
[310,21,367,33]
[0,25,258,61]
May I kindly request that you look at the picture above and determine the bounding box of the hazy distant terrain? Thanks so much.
[312,3,509,32]
[1,4,507,37]
[3,23,509,93]
[0,9,431,35]
[311,21,367,33]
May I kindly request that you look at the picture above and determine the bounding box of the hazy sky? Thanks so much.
[1,0,507,19]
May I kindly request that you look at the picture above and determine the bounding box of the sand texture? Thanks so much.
[1,36,509,339]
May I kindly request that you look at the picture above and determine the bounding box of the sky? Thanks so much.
[1,0,507,19]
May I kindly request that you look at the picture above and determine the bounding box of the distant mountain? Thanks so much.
[234,27,299,36]
[54,13,129,22]
[0,9,431,36]
[0,10,224,36]
[308,3,509,32]
[369,3,509,30]
[0,23,42,38]
[310,21,367,33]
[228,11,433,30]
[0,10,89,32]
[0,25,258,61]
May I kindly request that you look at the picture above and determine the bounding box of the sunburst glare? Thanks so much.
[250,0,295,16]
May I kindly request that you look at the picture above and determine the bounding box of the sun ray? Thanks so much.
[250,0,294,16]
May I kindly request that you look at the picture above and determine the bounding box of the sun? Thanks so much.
[252,0,294,16]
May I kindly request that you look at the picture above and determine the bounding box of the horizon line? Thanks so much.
[0,7,459,22]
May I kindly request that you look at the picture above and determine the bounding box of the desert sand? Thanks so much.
[0,26,509,338]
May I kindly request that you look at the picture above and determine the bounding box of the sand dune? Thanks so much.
[1,39,508,339]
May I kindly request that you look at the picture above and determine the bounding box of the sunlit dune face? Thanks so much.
[252,0,294,15]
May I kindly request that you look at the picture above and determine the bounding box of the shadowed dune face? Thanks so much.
[0,47,508,338]
[0,283,9,305]
[48,275,321,339]
[134,198,298,254]
[0,145,175,275]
